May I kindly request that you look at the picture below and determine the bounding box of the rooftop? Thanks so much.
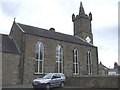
[0,34,20,54]
[15,22,95,47]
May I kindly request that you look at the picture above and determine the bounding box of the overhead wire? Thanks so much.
[0,0,24,24]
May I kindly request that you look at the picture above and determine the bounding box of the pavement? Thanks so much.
[2,83,32,88]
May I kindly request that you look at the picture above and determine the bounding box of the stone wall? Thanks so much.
[9,22,24,52]
[22,34,98,83]
[118,75,120,90]
[0,52,2,89]
[65,75,120,89]
[2,52,20,85]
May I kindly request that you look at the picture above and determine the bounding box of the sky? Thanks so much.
[0,0,119,68]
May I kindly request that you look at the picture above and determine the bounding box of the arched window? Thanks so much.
[87,50,92,75]
[35,42,44,74]
[73,48,79,74]
[56,45,63,73]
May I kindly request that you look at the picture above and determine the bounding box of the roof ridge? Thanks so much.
[15,22,25,33]
[16,22,75,37]
[17,22,47,31]
[15,22,96,47]
[75,35,94,46]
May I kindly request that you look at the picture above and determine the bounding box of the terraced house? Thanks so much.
[1,2,99,85]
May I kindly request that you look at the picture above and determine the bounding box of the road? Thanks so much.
[2,84,118,90]
[2,88,119,90]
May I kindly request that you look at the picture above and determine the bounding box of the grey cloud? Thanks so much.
[94,25,118,39]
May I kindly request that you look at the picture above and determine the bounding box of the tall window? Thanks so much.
[73,48,79,74]
[87,50,92,75]
[56,45,63,73]
[35,42,44,74]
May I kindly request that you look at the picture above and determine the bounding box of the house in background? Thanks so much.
[98,61,108,75]
[1,2,99,85]
[99,61,120,75]
[1,34,20,85]
[108,62,120,75]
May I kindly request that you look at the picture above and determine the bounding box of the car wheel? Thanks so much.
[60,82,64,88]
[46,83,50,90]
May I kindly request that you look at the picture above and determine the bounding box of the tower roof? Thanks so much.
[79,2,85,14]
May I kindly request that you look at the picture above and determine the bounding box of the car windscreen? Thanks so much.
[43,73,52,79]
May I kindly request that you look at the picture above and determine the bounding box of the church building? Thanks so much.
[1,2,99,85]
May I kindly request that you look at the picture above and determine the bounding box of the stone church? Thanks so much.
[1,2,99,85]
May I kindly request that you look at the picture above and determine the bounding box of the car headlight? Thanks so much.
[33,81,41,85]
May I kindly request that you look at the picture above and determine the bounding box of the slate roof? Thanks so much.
[16,22,95,47]
[99,62,109,70]
[0,34,20,54]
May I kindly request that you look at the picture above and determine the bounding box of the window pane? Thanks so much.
[36,43,39,52]
[35,53,39,59]
[35,43,39,59]
[73,58,75,63]
[73,64,75,73]
[76,64,78,74]
[35,61,38,73]
[73,50,75,63]
[75,56,78,63]
[40,43,44,60]
[88,54,91,64]
[56,62,59,73]
[87,51,92,75]
[60,58,62,62]
[90,65,92,74]
[39,61,43,73]
[87,65,89,72]
[60,63,62,73]
[75,50,77,55]
[87,54,89,65]
[40,51,43,60]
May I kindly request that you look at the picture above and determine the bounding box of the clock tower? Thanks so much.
[72,2,93,44]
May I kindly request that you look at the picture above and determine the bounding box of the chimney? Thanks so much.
[49,28,55,32]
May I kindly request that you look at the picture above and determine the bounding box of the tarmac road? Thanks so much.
[2,88,119,90]
[2,84,118,90]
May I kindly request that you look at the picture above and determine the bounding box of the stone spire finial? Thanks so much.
[89,12,92,21]
[79,2,85,14]
[14,17,16,22]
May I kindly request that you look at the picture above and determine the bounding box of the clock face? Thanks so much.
[86,36,91,43]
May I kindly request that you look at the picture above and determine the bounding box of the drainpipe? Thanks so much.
[20,34,26,84]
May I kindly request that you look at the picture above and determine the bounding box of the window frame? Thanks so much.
[73,48,79,75]
[34,41,44,74]
[87,50,92,75]
[56,44,63,73]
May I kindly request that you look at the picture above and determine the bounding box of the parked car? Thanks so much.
[32,73,65,89]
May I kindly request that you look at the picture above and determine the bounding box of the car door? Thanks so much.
[50,74,58,87]
[55,74,62,85]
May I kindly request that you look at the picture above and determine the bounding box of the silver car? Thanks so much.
[32,73,65,89]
